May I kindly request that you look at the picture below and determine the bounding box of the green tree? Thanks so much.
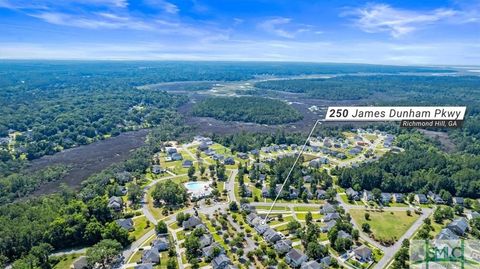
[86,239,122,269]
[156,221,168,234]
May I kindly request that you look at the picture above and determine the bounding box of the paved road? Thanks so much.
[226,169,238,203]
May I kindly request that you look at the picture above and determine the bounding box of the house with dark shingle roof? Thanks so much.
[274,239,292,254]
[300,260,323,269]
[320,220,337,233]
[199,233,213,248]
[346,188,359,200]
[141,248,160,264]
[115,218,134,231]
[212,254,231,269]
[182,215,202,230]
[108,196,123,211]
[152,236,169,251]
[354,245,372,262]
[202,242,224,259]
[320,203,336,214]
[415,194,428,204]
[447,218,469,236]
[285,249,308,268]
[436,228,459,240]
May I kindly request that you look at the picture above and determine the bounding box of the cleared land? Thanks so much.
[350,209,419,242]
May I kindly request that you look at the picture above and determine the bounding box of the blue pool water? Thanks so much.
[185,182,205,191]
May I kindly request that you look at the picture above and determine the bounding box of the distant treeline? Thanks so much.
[192,96,303,124]
[336,132,480,198]
[255,76,480,108]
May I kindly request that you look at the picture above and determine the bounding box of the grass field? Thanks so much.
[130,216,154,240]
[53,253,84,269]
[350,209,419,242]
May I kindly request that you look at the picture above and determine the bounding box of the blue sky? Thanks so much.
[0,0,479,65]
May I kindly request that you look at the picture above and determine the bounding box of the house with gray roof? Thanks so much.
[199,233,213,248]
[285,249,308,268]
[346,188,359,200]
[436,228,459,240]
[152,236,169,251]
[320,220,337,233]
[108,196,123,211]
[115,218,134,231]
[415,194,428,204]
[320,203,336,214]
[202,242,224,259]
[212,254,231,269]
[182,215,202,230]
[323,212,340,222]
[300,261,323,269]
[447,218,469,236]
[141,248,160,264]
[354,245,372,262]
[274,239,292,254]
[263,228,282,244]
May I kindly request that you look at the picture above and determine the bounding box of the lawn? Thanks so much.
[293,206,321,211]
[254,205,289,211]
[350,209,419,242]
[53,253,84,269]
[130,216,154,240]
[296,212,322,221]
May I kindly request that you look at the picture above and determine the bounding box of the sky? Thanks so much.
[0,0,479,65]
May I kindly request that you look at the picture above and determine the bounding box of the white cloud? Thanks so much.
[344,4,457,37]
[1,40,479,65]
[30,11,154,30]
[258,17,296,38]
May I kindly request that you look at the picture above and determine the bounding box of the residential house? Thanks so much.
[254,224,269,235]
[182,216,202,230]
[453,197,464,206]
[320,220,337,233]
[285,249,308,268]
[354,245,372,262]
[171,153,183,161]
[415,194,428,204]
[134,264,153,269]
[262,185,270,198]
[320,256,331,267]
[108,196,123,211]
[392,193,404,203]
[447,218,469,236]
[316,189,327,199]
[198,142,209,151]
[362,190,374,203]
[337,230,352,240]
[182,160,193,168]
[152,165,163,174]
[467,211,480,220]
[380,193,392,204]
[300,261,323,269]
[70,256,88,269]
[202,242,225,259]
[115,218,134,231]
[320,203,336,214]
[165,147,177,155]
[237,152,248,159]
[212,254,231,269]
[274,239,292,254]
[224,157,235,165]
[289,186,299,199]
[246,213,258,226]
[324,213,340,222]
[346,188,360,200]
[142,248,160,264]
[309,159,322,168]
[263,228,282,244]
[199,233,213,248]
[436,228,459,240]
[152,236,169,251]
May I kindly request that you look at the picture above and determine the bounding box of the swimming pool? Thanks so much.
[184,181,213,199]
[185,181,207,191]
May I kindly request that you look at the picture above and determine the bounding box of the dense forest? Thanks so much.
[192,96,302,124]
[255,76,480,110]
[337,132,480,198]
[0,124,183,267]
